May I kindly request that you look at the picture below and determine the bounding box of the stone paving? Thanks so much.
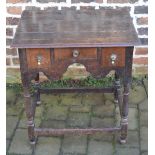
[6,78,148,155]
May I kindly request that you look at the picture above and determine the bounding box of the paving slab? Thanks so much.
[6,89,17,105]
[88,140,113,155]
[35,137,61,155]
[8,129,33,155]
[115,106,121,127]
[6,139,10,151]
[41,120,66,129]
[141,151,148,155]
[6,96,24,116]
[35,106,44,118]
[6,116,18,139]
[91,117,114,128]
[92,100,115,118]
[139,111,148,127]
[115,147,139,155]
[140,126,148,151]
[41,94,60,105]
[139,98,148,111]
[90,132,114,142]
[44,105,68,121]
[62,135,87,154]
[129,86,147,105]
[60,93,82,106]
[82,93,105,106]
[103,93,115,102]
[128,107,138,130]
[67,113,90,128]
[70,105,91,113]
[6,82,148,155]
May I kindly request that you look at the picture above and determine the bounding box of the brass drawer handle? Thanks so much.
[110,53,117,65]
[73,50,79,58]
[36,54,42,65]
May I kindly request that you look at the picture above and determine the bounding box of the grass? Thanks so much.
[40,76,114,89]
[6,76,146,94]
[6,76,114,94]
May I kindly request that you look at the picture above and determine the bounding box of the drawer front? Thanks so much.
[101,47,125,67]
[26,48,51,69]
[54,48,97,61]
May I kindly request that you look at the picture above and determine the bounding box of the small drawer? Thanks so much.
[26,48,51,69]
[54,48,97,61]
[101,47,125,67]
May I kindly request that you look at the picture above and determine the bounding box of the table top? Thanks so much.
[12,8,140,48]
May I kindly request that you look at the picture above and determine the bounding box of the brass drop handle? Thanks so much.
[110,53,117,65]
[36,54,42,65]
[73,50,79,58]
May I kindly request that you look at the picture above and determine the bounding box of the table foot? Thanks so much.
[29,137,36,145]
[37,101,41,105]
[114,99,118,104]
[119,138,127,144]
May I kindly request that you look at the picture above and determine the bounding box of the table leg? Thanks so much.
[23,87,36,144]
[18,49,36,144]
[114,72,120,104]
[119,47,133,144]
[119,83,129,144]
[114,91,118,104]
[34,73,41,105]
[114,72,122,115]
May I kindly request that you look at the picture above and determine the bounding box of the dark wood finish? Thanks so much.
[34,128,121,136]
[114,72,122,115]
[18,49,35,144]
[101,47,125,67]
[54,48,97,61]
[11,8,140,48]
[26,48,51,69]
[120,47,134,144]
[12,9,140,145]
[39,87,115,94]
[34,73,41,105]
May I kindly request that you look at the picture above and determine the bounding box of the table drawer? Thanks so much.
[54,48,97,61]
[26,48,51,69]
[101,47,125,67]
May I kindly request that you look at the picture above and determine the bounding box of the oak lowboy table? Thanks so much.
[12,8,140,144]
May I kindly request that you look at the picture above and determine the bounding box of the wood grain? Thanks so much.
[12,8,140,48]
[26,48,51,69]
[101,47,125,67]
[54,48,97,61]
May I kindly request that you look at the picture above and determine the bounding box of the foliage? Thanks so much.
[6,76,114,93]
[6,76,146,93]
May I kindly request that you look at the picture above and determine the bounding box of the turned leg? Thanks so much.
[19,49,36,144]
[119,83,129,144]
[114,92,118,104]
[119,47,133,144]
[34,73,41,105]
[114,72,122,115]
[114,72,120,104]
[23,87,36,144]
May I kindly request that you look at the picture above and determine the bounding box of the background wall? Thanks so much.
[6,0,148,82]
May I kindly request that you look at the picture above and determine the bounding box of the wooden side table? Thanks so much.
[11,8,140,144]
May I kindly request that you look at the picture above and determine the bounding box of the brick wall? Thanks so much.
[6,0,148,81]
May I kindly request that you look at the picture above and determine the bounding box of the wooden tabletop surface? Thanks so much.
[12,8,140,48]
